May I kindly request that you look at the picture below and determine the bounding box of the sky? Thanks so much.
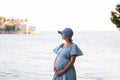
[0,0,119,31]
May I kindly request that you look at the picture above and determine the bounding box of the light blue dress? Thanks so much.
[53,43,83,80]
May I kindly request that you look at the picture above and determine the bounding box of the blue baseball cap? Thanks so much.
[58,28,73,40]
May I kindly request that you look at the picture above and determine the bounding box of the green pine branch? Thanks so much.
[110,4,120,29]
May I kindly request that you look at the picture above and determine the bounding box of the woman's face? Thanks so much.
[61,34,67,40]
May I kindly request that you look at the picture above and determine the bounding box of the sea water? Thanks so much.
[0,31,120,80]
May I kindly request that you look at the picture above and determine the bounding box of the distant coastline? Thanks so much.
[0,16,37,34]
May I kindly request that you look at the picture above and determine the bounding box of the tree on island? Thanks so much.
[110,4,120,30]
[5,24,15,31]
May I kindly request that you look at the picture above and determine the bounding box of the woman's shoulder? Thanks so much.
[71,43,81,49]
[70,43,83,56]
[72,43,78,47]
[56,43,64,48]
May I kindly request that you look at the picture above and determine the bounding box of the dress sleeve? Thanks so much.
[53,43,63,54]
[70,44,83,56]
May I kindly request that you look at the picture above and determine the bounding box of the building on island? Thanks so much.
[0,16,37,34]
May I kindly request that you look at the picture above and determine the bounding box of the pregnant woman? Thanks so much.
[52,28,83,80]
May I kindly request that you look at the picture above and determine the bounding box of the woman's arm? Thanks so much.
[56,55,76,76]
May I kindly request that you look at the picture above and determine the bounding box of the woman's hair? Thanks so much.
[68,39,73,43]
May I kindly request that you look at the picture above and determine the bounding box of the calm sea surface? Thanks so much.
[0,31,120,80]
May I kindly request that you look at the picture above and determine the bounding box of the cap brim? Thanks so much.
[58,31,62,34]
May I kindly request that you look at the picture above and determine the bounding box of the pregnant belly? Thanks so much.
[55,60,69,70]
